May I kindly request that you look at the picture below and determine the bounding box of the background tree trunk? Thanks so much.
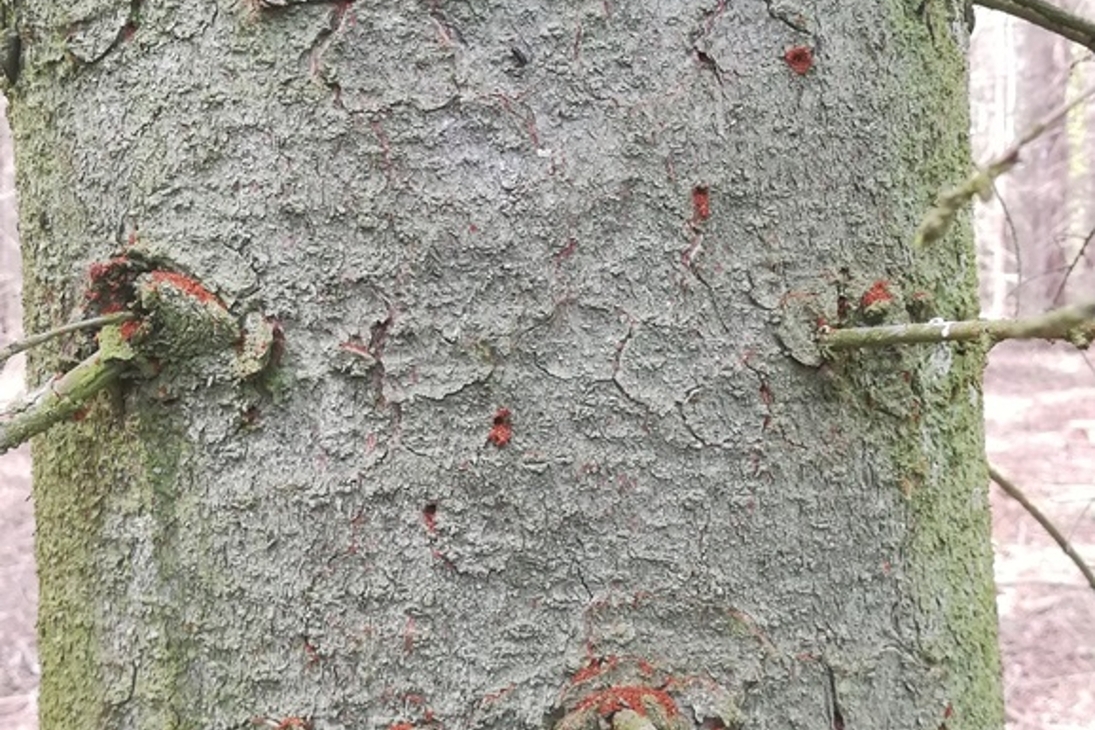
[12,2,1003,729]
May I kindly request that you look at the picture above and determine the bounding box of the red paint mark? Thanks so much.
[691,185,711,224]
[279,719,312,730]
[575,686,679,718]
[482,684,515,705]
[251,718,313,730]
[571,655,620,685]
[636,658,656,676]
[422,503,438,533]
[340,341,372,358]
[119,319,142,340]
[783,46,813,75]
[149,270,224,307]
[468,223,479,233]
[860,280,894,309]
[554,237,577,262]
[488,407,512,448]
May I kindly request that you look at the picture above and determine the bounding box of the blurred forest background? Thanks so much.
[2,7,1095,730]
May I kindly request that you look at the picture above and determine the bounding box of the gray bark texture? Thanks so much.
[10,1,1002,729]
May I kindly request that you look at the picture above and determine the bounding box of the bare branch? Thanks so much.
[975,0,1095,52]
[0,311,137,368]
[989,463,1095,594]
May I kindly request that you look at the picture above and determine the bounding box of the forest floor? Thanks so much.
[985,342,1095,730]
[0,336,1093,729]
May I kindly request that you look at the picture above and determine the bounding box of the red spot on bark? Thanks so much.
[119,319,142,340]
[860,280,894,309]
[339,341,372,358]
[149,270,223,306]
[122,21,138,41]
[422,503,438,533]
[554,237,577,262]
[575,686,679,718]
[72,406,90,422]
[468,223,479,233]
[784,46,813,75]
[692,185,711,223]
[482,684,515,704]
[571,655,619,684]
[273,719,312,730]
[488,407,512,447]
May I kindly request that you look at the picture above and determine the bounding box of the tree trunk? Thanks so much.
[11,2,1003,729]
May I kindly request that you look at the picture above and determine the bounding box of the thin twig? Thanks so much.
[915,82,1095,247]
[975,0,1095,53]
[819,301,1095,351]
[0,311,136,368]
[1051,223,1095,306]
[994,180,1022,314]
[989,463,1095,594]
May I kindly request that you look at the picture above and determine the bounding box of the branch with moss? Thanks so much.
[989,463,1095,594]
[0,349,127,453]
[818,302,1095,352]
[975,0,1095,52]
[915,82,1095,247]
[0,265,278,455]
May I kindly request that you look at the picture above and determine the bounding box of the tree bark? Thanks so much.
[11,2,1003,729]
